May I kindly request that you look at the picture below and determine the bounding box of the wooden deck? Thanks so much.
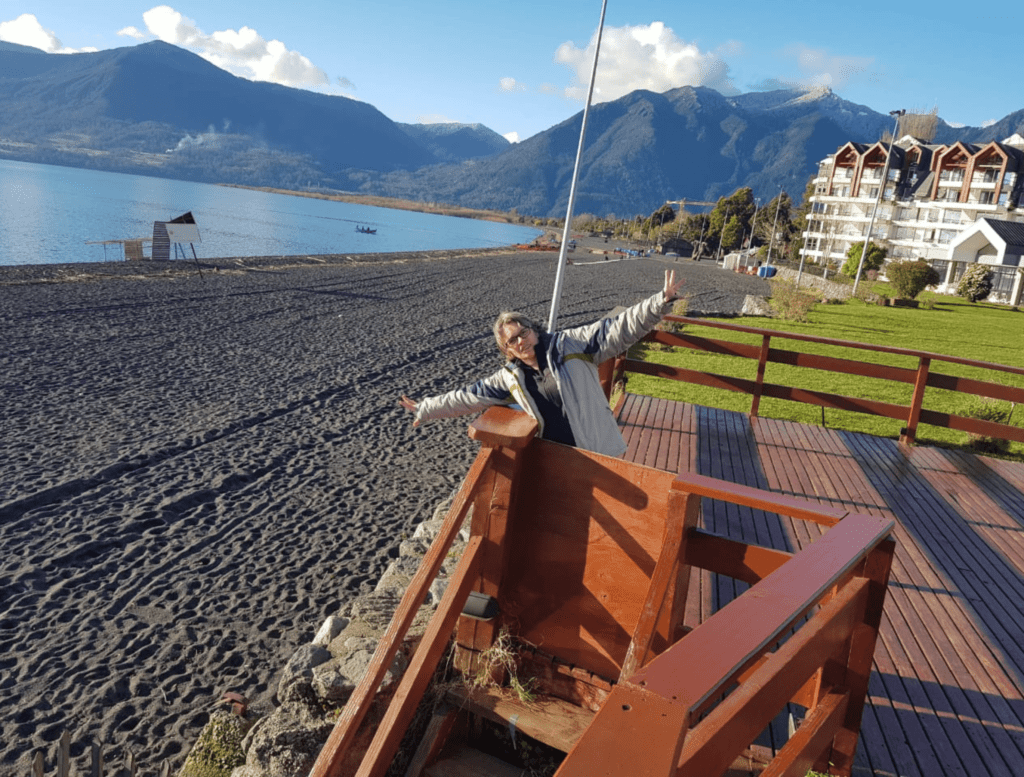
[617,393,1024,777]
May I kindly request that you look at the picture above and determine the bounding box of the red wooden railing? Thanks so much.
[308,408,895,777]
[607,315,1024,445]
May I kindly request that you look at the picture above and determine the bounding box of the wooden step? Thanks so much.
[446,685,594,754]
[424,745,526,777]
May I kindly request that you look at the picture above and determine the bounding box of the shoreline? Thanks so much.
[0,246,517,285]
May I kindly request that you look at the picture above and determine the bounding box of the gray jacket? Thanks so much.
[414,291,670,456]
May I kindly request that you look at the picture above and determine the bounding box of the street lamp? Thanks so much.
[853,109,905,294]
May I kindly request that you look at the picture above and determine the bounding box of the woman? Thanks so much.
[399,269,684,457]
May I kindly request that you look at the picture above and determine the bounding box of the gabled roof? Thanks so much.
[980,218,1024,250]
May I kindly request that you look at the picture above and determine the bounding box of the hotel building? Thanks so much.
[800,133,1024,304]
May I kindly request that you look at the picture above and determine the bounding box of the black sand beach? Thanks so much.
[0,249,769,774]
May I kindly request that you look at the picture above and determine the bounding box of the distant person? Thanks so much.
[399,270,685,457]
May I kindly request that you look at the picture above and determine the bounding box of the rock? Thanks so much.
[277,644,332,702]
[312,616,348,647]
[180,709,253,777]
[741,295,773,317]
[230,704,335,777]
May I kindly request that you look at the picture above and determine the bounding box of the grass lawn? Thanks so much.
[627,286,1024,461]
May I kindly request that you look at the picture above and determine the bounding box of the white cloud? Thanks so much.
[500,77,526,92]
[981,118,997,128]
[117,26,146,40]
[781,44,873,91]
[0,13,94,53]
[503,131,520,144]
[140,5,349,91]
[554,21,735,103]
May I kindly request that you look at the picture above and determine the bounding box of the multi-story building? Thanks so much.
[800,133,1024,304]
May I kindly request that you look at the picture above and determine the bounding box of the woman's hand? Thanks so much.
[399,395,420,426]
[663,269,685,302]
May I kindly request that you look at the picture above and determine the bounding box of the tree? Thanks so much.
[956,264,994,302]
[886,260,941,300]
[721,215,743,252]
[842,241,887,278]
[757,191,795,261]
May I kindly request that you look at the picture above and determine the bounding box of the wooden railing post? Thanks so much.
[817,536,896,775]
[619,487,700,681]
[456,408,538,678]
[902,356,931,444]
[750,334,771,418]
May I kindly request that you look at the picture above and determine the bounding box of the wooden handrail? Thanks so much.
[555,510,894,777]
[308,446,495,777]
[611,315,1024,446]
[660,315,1024,375]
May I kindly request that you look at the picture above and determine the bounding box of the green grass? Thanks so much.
[628,291,1024,460]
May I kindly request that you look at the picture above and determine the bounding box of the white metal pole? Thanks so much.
[765,187,783,267]
[547,0,609,332]
[853,110,904,294]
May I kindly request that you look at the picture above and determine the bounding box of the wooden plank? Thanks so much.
[404,707,458,777]
[468,406,537,449]
[676,580,871,777]
[926,370,1024,403]
[501,441,676,678]
[446,685,594,754]
[684,529,792,586]
[633,513,893,717]
[759,689,850,777]
[555,683,688,777]
[620,489,699,680]
[673,471,846,527]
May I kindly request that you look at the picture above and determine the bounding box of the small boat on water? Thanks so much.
[356,226,377,234]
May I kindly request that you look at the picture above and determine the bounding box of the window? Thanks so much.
[990,266,1016,294]
[939,230,956,244]
[980,191,994,205]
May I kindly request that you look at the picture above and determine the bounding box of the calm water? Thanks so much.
[0,159,541,266]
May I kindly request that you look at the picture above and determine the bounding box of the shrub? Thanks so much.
[886,260,941,300]
[963,398,1012,455]
[655,297,690,335]
[841,241,887,278]
[768,279,817,322]
[957,264,993,302]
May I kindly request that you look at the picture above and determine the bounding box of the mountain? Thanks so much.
[397,122,510,162]
[354,86,856,216]
[2,41,1022,217]
[0,40,435,180]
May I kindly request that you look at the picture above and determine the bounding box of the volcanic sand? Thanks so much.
[0,249,769,773]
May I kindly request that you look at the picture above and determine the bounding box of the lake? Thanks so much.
[0,159,541,266]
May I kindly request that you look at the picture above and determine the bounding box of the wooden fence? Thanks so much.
[608,315,1024,446]
[30,732,170,777]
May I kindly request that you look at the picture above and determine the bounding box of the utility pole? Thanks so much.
[853,109,905,294]
[765,188,783,266]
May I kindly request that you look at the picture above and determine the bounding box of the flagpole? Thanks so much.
[546,0,609,332]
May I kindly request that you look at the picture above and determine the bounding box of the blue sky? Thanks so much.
[2,2,1021,143]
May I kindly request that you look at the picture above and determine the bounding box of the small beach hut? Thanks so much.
[153,211,200,261]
